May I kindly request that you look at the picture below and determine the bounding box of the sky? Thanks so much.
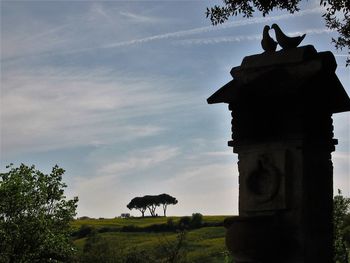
[1,0,349,218]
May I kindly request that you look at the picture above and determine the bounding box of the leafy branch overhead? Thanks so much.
[206,0,350,66]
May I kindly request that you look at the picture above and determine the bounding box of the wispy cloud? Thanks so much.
[203,150,233,157]
[333,151,350,197]
[119,11,161,23]
[100,145,180,175]
[159,162,239,215]
[0,67,191,156]
[333,152,350,163]
[2,6,324,61]
[71,145,180,216]
[2,2,156,61]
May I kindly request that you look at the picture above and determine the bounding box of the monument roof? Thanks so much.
[207,45,350,114]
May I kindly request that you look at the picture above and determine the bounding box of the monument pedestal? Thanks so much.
[208,45,350,262]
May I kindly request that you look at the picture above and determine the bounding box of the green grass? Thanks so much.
[72,215,227,230]
[72,216,179,230]
[72,215,231,262]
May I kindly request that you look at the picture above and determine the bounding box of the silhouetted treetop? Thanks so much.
[206,0,350,65]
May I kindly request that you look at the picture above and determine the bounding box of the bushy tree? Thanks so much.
[334,189,350,263]
[206,0,350,65]
[0,163,78,262]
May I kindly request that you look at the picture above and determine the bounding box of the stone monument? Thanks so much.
[207,25,350,263]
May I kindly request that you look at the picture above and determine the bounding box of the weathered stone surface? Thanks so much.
[238,147,287,213]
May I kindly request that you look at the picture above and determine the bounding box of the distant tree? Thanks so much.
[158,194,178,217]
[121,213,130,218]
[0,163,78,262]
[206,0,350,66]
[127,194,178,217]
[144,195,161,217]
[334,189,350,263]
[127,197,147,217]
[78,216,92,220]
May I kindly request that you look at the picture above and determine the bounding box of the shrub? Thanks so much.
[167,218,175,229]
[81,231,118,263]
[99,227,119,233]
[190,213,203,229]
[78,216,92,220]
[72,225,95,239]
[123,249,155,263]
[121,225,140,232]
[178,216,191,230]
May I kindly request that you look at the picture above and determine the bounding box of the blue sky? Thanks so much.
[1,0,349,218]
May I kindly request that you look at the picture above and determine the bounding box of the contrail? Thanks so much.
[175,28,334,46]
[2,6,325,61]
[102,7,323,49]
[334,54,349,57]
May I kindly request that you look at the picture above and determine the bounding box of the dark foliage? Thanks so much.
[190,213,203,229]
[206,0,350,65]
[178,216,191,230]
[123,250,155,263]
[117,214,218,233]
[121,223,175,232]
[321,0,350,65]
[127,197,147,217]
[81,230,117,263]
[158,193,178,217]
[206,0,301,23]
[72,225,95,239]
[98,226,119,233]
[334,190,350,263]
[78,216,93,220]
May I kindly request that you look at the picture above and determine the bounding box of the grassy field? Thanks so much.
[72,215,227,230]
[72,215,231,262]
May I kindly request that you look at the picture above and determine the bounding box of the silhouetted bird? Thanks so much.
[271,24,306,49]
[261,25,277,52]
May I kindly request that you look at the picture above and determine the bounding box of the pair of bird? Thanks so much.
[261,24,306,52]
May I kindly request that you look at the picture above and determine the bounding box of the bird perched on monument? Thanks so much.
[261,25,277,52]
[271,24,306,49]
